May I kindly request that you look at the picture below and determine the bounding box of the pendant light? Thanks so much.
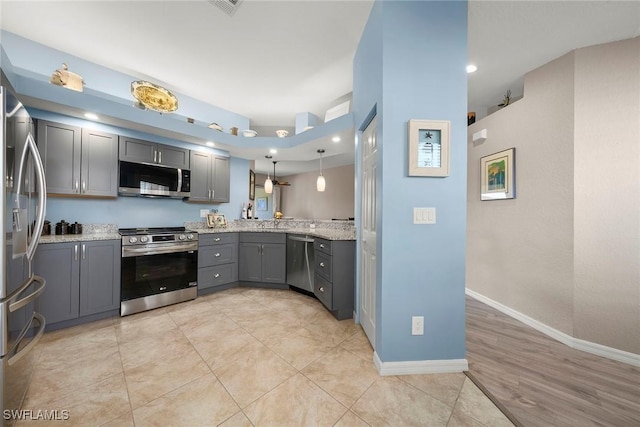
[317,149,326,192]
[264,155,273,194]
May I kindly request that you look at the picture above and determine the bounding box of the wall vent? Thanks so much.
[209,0,244,16]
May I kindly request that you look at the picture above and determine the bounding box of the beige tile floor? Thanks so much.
[18,288,512,426]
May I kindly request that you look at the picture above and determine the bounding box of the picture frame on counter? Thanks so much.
[206,213,227,228]
[408,119,450,177]
[480,147,516,200]
[256,197,267,211]
[249,169,255,200]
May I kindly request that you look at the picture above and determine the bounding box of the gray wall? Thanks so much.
[280,164,355,220]
[467,37,640,355]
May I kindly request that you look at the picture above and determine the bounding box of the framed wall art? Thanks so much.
[480,148,516,200]
[249,169,255,200]
[408,119,450,177]
[256,197,267,211]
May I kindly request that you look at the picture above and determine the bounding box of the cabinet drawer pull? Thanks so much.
[74,244,78,261]
[82,244,86,260]
[319,287,325,293]
[214,237,221,242]
[215,253,221,257]
[319,262,325,268]
[82,180,86,193]
[74,179,79,193]
[159,151,162,164]
[153,150,157,163]
[214,273,220,278]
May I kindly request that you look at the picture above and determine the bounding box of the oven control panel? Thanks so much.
[121,230,198,246]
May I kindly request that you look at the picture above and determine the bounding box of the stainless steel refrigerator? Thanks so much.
[1,80,47,425]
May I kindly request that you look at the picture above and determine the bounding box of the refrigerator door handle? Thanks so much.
[15,133,47,262]
[7,275,46,313]
[7,312,46,366]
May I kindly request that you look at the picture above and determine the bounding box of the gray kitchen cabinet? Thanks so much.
[119,135,189,169]
[238,233,286,284]
[34,240,120,326]
[188,151,229,203]
[33,242,80,324]
[198,233,238,291]
[37,120,118,197]
[313,238,355,320]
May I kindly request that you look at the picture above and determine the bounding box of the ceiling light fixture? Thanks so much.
[332,136,341,143]
[317,149,326,192]
[206,141,215,147]
[264,155,273,194]
[466,64,478,73]
[84,112,98,120]
[130,80,178,113]
[269,149,277,154]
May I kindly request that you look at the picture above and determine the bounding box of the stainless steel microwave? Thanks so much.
[119,161,190,198]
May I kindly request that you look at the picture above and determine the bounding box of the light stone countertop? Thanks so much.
[193,227,355,241]
[38,224,120,244]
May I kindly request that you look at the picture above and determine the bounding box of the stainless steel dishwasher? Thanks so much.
[286,234,315,293]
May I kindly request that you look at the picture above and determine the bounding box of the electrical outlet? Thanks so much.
[411,316,424,335]
[200,209,209,218]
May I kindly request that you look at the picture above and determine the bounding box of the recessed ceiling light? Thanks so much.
[206,141,215,147]
[84,112,98,120]
[269,149,277,154]
[466,64,478,74]
[332,136,341,143]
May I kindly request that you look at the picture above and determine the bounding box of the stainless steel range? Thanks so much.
[119,227,198,316]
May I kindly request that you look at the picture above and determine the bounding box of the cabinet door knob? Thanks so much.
[319,287,325,293]
[214,273,220,278]
[214,237,221,242]
[320,244,325,248]
[215,253,221,257]
[319,262,325,268]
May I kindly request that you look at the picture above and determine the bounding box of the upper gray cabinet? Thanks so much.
[188,151,229,203]
[119,136,189,169]
[37,120,118,197]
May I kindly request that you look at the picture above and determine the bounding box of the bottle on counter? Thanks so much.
[242,203,247,219]
[247,203,253,219]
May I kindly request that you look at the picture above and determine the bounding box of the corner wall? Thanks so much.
[467,37,640,355]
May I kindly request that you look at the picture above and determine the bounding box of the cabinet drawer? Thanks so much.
[314,238,332,255]
[240,232,286,244]
[198,243,237,267]
[198,264,238,289]
[199,233,238,246]
[315,251,333,282]
[314,274,333,309]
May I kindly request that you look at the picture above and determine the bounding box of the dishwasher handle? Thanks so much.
[288,235,315,243]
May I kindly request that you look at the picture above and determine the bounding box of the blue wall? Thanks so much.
[353,0,467,363]
[28,109,250,228]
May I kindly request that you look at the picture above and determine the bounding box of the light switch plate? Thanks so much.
[413,207,436,224]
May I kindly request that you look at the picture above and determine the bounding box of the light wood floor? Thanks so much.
[466,296,640,427]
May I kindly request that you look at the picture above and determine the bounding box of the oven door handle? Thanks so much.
[122,243,198,257]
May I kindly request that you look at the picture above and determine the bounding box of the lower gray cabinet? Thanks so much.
[313,238,355,320]
[198,233,238,291]
[34,240,120,325]
[238,233,286,284]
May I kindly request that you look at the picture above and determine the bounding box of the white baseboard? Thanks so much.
[466,288,640,367]
[373,351,469,376]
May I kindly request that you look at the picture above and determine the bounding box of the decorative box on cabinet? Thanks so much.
[198,233,238,291]
[238,233,286,284]
[313,238,355,320]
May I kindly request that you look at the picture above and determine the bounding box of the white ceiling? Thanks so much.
[1,0,639,176]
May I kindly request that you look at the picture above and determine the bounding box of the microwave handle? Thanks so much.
[177,169,182,193]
